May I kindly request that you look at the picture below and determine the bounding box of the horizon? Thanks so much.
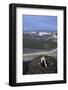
[23,30,57,32]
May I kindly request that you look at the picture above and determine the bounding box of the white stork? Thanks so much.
[40,56,47,67]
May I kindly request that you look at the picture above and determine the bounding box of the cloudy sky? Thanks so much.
[23,15,57,32]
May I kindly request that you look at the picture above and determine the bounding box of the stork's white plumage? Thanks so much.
[40,56,47,67]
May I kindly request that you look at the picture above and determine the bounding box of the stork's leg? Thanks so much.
[44,61,47,67]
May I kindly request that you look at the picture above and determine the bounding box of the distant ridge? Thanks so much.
[24,29,57,32]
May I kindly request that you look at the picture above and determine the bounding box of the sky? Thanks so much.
[23,15,57,32]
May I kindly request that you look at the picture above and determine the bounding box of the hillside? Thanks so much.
[23,55,57,75]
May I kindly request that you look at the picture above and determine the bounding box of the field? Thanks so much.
[23,33,57,51]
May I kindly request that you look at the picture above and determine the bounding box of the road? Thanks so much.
[23,48,57,61]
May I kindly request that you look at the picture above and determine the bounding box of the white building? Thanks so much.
[38,32,51,36]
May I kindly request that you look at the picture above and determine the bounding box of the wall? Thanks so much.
[0,0,68,89]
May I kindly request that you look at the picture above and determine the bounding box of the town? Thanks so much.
[24,31,57,41]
